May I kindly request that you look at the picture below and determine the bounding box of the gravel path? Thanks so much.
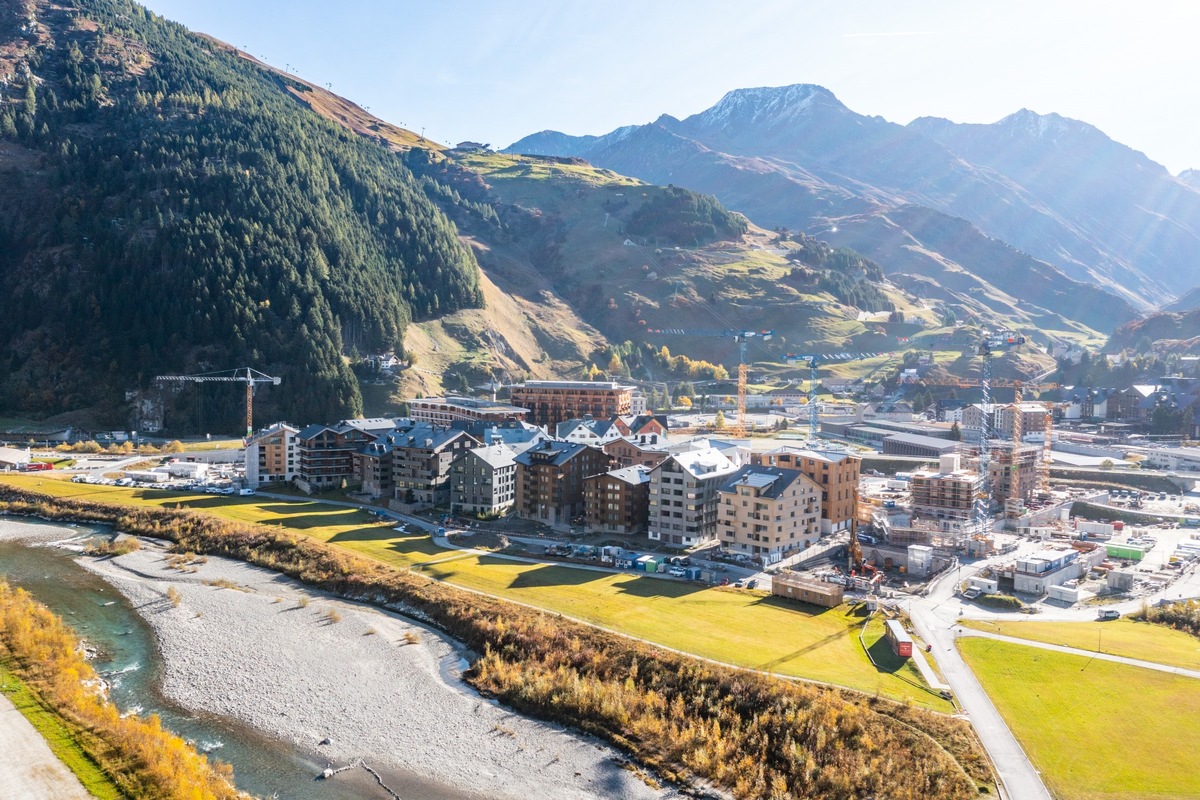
[81,543,677,800]
[0,693,91,800]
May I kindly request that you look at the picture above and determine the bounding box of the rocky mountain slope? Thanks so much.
[508,83,1190,314]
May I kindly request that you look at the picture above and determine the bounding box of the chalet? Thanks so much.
[514,441,612,528]
[584,465,652,535]
[451,443,519,516]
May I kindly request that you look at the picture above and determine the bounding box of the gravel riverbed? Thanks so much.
[79,541,676,800]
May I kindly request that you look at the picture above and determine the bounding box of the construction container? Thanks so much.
[1105,543,1147,562]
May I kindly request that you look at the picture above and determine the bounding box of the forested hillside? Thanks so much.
[0,0,482,426]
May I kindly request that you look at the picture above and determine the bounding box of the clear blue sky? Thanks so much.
[142,1,1200,173]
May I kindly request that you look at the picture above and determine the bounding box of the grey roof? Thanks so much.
[718,465,807,499]
[514,440,598,467]
[604,465,652,486]
[383,423,475,452]
[464,443,518,469]
[883,432,961,450]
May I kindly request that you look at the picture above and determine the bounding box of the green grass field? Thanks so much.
[0,661,122,799]
[961,618,1200,672]
[2,476,947,708]
[960,638,1200,800]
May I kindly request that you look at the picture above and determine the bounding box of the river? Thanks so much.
[0,517,465,800]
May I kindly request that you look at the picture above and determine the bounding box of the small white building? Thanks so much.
[163,461,208,479]
[1012,548,1081,595]
[0,447,31,470]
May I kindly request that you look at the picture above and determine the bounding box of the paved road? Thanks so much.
[0,693,90,800]
[908,549,1053,800]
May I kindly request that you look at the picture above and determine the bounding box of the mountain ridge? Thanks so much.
[507,83,1200,313]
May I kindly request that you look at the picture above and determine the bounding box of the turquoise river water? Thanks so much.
[0,517,468,800]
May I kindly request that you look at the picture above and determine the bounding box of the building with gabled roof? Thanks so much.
[514,440,612,528]
[751,445,861,534]
[717,465,821,564]
[604,432,671,469]
[584,465,652,535]
[297,418,401,490]
[647,448,739,548]
[451,442,520,517]
[555,417,623,445]
[243,421,299,486]
[389,424,480,505]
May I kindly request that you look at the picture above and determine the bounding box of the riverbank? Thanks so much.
[80,541,676,800]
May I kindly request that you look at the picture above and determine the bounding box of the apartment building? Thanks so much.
[751,446,860,534]
[244,422,298,486]
[451,443,518,517]
[647,449,738,548]
[514,441,612,528]
[583,465,652,535]
[603,434,671,469]
[390,425,479,506]
[409,396,528,426]
[509,380,635,428]
[717,466,821,564]
[297,418,398,490]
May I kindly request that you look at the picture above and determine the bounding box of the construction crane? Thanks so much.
[155,368,281,438]
[785,352,896,436]
[646,328,774,436]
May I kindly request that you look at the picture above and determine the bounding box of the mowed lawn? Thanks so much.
[960,638,1200,800]
[3,476,944,707]
[960,618,1200,671]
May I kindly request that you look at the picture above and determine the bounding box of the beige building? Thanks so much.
[408,396,528,426]
[718,466,821,565]
[244,422,299,486]
[751,446,860,534]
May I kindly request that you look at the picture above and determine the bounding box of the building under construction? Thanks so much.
[909,453,980,521]
[984,440,1042,505]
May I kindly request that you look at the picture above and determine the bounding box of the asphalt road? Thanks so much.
[0,693,90,800]
[908,547,1053,800]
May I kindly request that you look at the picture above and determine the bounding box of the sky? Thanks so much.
[141,1,1200,173]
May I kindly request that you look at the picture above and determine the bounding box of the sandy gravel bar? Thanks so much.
[81,542,677,800]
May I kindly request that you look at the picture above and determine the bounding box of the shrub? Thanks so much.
[0,581,244,798]
[976,594,1023,611]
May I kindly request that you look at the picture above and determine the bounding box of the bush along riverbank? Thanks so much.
[0,486,994,800]
[0,579,248,799]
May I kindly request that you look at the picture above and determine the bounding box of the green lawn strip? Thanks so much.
[4,477,947,707]
[960,618,1200,672]
[0,661,123,800]
[960,638,1200,800]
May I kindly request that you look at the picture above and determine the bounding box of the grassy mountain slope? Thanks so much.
[1106,308,1200,355]
[506,85,1152,321]
[0,0,481,428]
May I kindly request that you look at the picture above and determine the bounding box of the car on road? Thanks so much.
[1097,609,1121,620]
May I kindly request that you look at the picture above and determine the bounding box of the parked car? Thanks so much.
[668,567,686,577]
[1097,609,1121,621]
[962,587,982,600]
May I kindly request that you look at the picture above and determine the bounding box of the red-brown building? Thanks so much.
[583,465,651,535]
[510,381,635,428]
[603,434,671,469]
[514,440,612,529]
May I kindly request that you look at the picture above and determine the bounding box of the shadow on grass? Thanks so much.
[756,628,849,671]
[611,575,708,599]
[504,562,611,590]
[749,594,838,618]
[866,635,909,675]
